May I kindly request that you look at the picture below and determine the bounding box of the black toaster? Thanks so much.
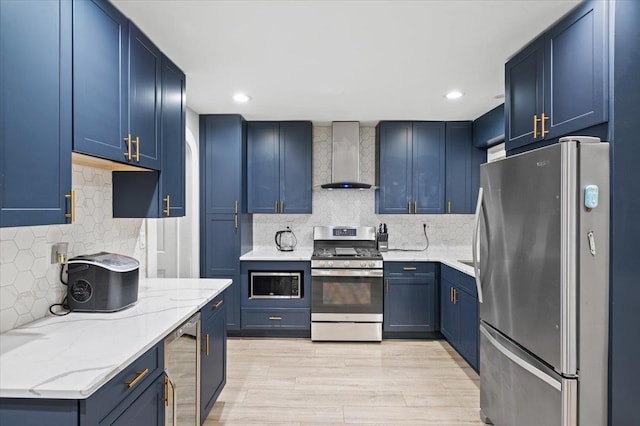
[66,252,139,312]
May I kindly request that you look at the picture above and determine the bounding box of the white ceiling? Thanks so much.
[113,0,581,125]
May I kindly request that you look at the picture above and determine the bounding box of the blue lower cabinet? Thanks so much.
[242,308,310,329]
[0,399,78,426]
[201,296,226,422]
[440,265,479,372]
[97,375,164,426]
[383,262,438,337]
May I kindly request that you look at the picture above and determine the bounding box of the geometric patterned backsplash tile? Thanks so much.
[252,125,475,249]
[0,164,145,333]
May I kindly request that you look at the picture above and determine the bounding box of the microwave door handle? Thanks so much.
[472,187,484,303]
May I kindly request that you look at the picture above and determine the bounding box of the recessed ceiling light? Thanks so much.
[445,91,463,100]
[233,93,251,103]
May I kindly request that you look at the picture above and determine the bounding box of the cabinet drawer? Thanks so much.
[385,262,436,276]
[85,342,163,422]
[242,308,310,329]
[202,294,225,319]
[442,265,476,297]
[458,272,477,296]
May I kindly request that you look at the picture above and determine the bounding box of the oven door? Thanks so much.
[311,269,383,321]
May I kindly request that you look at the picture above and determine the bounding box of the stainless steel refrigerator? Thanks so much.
[473,136,609,426]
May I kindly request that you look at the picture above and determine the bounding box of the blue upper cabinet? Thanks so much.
[111,55,185,218]
[505,39,544,150]
[159,55,186,217]
[73,0,163,169]
[375,122,413,214]
[247,121,312,214]
[73,0,129,163]
[412,122,446,214]
[445,122,471,214]
[128,23,162,170]
[505,0,608,151]
[376,121,445,214]
[1,0,72,227]
[543,0,607,139]
[472,104,504,149]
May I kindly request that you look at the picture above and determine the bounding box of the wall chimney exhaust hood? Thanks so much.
[321,122,372,189]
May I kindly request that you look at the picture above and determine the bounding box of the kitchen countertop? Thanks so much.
[0,278,231,399]
[239,246,475,276]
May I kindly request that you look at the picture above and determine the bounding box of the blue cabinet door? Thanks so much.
[0,0,72,227]
[472,104,505,148]
[440,279,458,343]
[202,116,245,215]
[279,122,312,213]
[457,286,479,371]
[543,0,608,139]
[383,277,437,333]
[73,0,128,162]
[413,122,446,214]
[98,374,164,426]
[505,38,544,150]
[376,122,413,214]
[445,122,472,214]
[201,301,227,421]
[128,23,161,170]
[247,122,279,213]
[159,55,186,217]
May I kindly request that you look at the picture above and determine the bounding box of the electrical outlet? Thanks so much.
[51,242,69,264]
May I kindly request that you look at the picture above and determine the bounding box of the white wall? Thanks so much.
[0,164,145,332]
[252,125,474,249]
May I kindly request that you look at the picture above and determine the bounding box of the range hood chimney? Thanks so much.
[321,122,372,189]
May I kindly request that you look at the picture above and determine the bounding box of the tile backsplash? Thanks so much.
[252,125,474,249]
[0,164,145,333]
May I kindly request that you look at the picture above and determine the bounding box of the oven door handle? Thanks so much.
[311,269,383,277]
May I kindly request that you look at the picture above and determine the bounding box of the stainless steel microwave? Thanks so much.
[250,271,302,299]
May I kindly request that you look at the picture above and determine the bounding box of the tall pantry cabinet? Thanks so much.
[200,115,252,332]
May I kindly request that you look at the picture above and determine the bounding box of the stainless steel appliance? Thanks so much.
[164,312,201,426]
[275,226,297,251]
[474,137,609,426]
[311,226,383,341]
[250,271,302,299]
[66,252,139,312]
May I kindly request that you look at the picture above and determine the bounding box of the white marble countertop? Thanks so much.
[0,278,231,399]
[239,247,314,261]
[239,246,475,276]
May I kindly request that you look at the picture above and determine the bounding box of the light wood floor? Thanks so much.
[205,338,484,425]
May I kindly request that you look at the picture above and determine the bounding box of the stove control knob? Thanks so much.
[365,261,371,267]
[328,261,333,267]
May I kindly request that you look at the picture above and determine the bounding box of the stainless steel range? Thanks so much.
[311,226,383,341]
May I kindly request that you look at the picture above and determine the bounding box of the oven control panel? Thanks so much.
[311,260,383,269]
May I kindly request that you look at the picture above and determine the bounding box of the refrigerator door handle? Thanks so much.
[480,325,561,391]
[473,187,484,303]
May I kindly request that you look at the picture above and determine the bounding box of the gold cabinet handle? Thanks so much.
[213,300,223,309]
[133,136,140,162]
[205,334,210,356]
[402,267,417,271]
[453,288,458,304]
[280,201,284,213]
[447,201,451,214]
[274,201,278,213]
[125,368,149,388]
[234,214,238,230]
[385,279,389,293]
[407,202,411,214]
[163,195,170,216]
[450,287,453,302]
[64,191,75,223]
[269,316,283,321]
[234,200,238,214]
[541,113,549,136]
[414,201,417,214]
[164,377,170,407]
[124,134,132,160]
[533,115,541,139]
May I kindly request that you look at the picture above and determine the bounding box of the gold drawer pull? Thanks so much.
[213,300,223,309]
[125,368,149,388]
[205,334,210,356]
[268,316,282,321]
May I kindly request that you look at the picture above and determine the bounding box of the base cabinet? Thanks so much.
[383,262,438,337]
[440,265,479,371]
[200,295,227,422]
[97,375,164,426]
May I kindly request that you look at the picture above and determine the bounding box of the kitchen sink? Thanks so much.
[458,260,474,267]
